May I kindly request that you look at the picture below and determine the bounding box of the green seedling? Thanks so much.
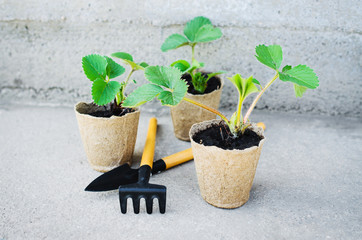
[81,52,148,107]
[161,16,225,94]
[123,44,319,137]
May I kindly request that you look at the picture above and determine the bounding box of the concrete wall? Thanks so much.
[0,0,361,117]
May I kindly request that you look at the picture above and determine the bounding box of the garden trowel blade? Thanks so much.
[84,164,139,192]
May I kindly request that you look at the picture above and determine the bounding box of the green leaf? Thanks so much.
[170,76,189,105]
[144,65,181,88]
[91,79,121,106]
[157,91,174,105]
[252,78,262,90]
[192,59,203,68]
[171,60,190,72]
[158,76,188,106]
[122,84,163,107]
[190,71,226,94]
[206,71,226,81]
[227,74,259,100]
[187,59,203,73]
[194,24,222,42]
[138,62,149,68]
[255,44,283,70]
[133,79,137,84]
[192,72,208,93]
[183,16,212,42]
[111,52,141,69]
[294,84,308,97]
[124,66,188,107]
[279,65,319,89]
[157,91,180,106]
[161,34,189,52]
[124,60,139,69]
[111,52,133,62]
[145,66,188,106]
[282,65,292,72]
[105,56,125,79]
[252,78,261,86]
[82,54,107,81]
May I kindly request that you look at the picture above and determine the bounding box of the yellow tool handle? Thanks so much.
[163,148,193,170]
[140,117,157,168]
[257,122,266,131]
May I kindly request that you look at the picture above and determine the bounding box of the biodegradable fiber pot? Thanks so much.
[170,77,223,141]
[75,102,140,172]
[190,119,265,208]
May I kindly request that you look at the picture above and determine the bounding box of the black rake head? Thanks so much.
[119,183,166,214]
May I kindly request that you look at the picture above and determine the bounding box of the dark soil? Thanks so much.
[182,72,221,95]
[87,103,135,118]
[192,122,263,150]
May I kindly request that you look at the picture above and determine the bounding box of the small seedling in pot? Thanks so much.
[161,16,225,94]
[81,52,148,115]
[123,44,319,139]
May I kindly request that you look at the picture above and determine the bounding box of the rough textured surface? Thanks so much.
[190,120,265,208]
[75,102,140,172]
[0,105,361,239]
[170,78,223,141]
[0,0,361,117]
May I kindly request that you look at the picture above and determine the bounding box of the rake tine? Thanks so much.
[146,198,154,214]
[132,196,141,214]
[159,194,166,214]
[120,196,128,214]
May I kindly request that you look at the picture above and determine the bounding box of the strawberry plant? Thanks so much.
[123,44,319,137]
[161,16,225,94]
[81,52,148,108]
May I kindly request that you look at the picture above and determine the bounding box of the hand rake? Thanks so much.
[119,117,166,214]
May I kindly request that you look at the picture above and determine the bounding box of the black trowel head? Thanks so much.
[85,164,138,191]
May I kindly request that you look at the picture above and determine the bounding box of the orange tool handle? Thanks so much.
[140,117,157,168]
[256,122,266,131]
[163,148,193,170]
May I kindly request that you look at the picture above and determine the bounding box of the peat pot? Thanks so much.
[190,119,265,208]
[75,102,140,172]
[170,77,223,141]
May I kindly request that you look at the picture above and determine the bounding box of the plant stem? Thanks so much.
[190,43,198,77]
[120,68,135,99]
[191,44,196,62]
[183,97,229,124]
[115,93,121,106]
[236,96,243,129]
[243,72,279,124]
[125,68,135,87]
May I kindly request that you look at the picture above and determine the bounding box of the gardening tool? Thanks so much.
[119,117,166,214]
[256,122,266,131]
[84,148,193,192]
[85,122,265,191]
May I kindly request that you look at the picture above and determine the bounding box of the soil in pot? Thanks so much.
[182,72,221,95]
[86,103,135,118]
[192,122,263,150]
[190,120,266,208]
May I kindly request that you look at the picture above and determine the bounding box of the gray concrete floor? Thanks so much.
[0,106,361,239]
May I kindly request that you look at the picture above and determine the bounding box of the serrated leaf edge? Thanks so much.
[280,64,319,89]
[82,54,107,81]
